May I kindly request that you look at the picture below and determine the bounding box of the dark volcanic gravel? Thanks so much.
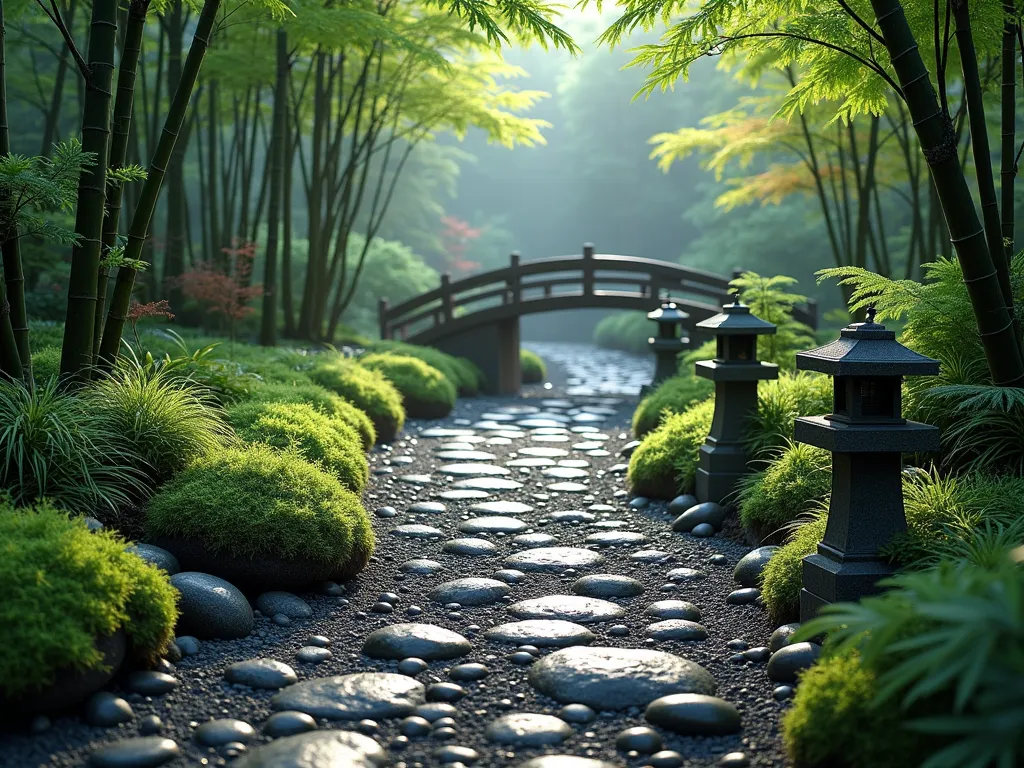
[1,342,791,767]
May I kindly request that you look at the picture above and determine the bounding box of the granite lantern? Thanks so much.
[646,302,690,389]
[794,308,940,620]
[693,296,778,504]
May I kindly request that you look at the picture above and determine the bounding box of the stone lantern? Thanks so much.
[794,307,940,620]
[646,302,690,390]
[693,295,778,504]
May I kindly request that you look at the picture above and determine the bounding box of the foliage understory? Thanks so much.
[521,348,546,384]
[310,355,406,442]
[358,353,457,419]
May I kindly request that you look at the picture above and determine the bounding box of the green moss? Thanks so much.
[521,348,546,384]
[242,380,376,450]
[628,397,716,498]
[368,341,482,396]
[0,503,178,698]
[760,512,827,624]
[31,345,62,386]
[145,444,374,571]
[309,356,405,442]
[783,650,929,768]
[737,442,831,540]
[358,353,456,419]
[227,401,369,493]
[632,375,714,437]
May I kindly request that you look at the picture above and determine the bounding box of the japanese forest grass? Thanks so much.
[145,444,374,581]
[0,503,177,699]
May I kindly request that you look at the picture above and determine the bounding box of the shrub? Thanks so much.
[521,348,546,384]
[358,353,456,419]
[243,381,376,449]
[145,444,374,575]
[227,401,369,493]
[0,378,144,511]
[594,311,650,355]
[737,442,831,542]
[628,397,715,498]
[31,345,62,385]
[369,340,483,396]
[27,320,64,350]
[309,356,405,442]
[747,372,832,457]
[759,511,827,624]
[0,503,178,699]
[88,366,232,484]
[632,375,714,437]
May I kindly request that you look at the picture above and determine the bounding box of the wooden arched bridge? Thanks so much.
[378,244,818,394]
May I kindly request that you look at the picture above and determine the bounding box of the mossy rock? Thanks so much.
[521,349,546,384]
[228,401,369,493]
[309,356,405,442]
[0,503,178,709]
[369,340,483,396]
[358,353,456,419]
[30,345,62,386]
[760,513,826,624]
[242,380,376,450]
[145,445,374,591]
[632,375,715,437]
[737,443,831,544]
[627,397,715,499]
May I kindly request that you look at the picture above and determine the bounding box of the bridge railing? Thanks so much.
[379,244,817,341]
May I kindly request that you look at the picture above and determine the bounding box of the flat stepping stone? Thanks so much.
[428,578,511,606]
[507,458,557,468]
[531,434,570,442]
[442,538,498,556]
[572,574,644,598]
[436,490,491,500]
[363,624,471,661]
[668,567,707,581]
[480,412,520,421]
[435,442,478,451]
[504,547,605,573]
[507,595,626,623]
[420,428,476,437]
[399,474,435,485]
[645,693,741,735]
[485,713,573,745]
[547,482,588,493]
[255,592,311,620]
[399,559,443,574]
[517,447,569,458]
[527,646,717,709]
[518,419,569,429]
[645,620,709,641]
[453,477,524,491]
[470,501,535,515]
[390,525,444,539]
[632,550,673,563]
[409,501,446,514]
[572,413,605,423]
[472,420,509,430]
[485,620,595,647]
[234,729,387,766]
[644,601,702,620]
[557,459,590,468]
[271,673,425,720]
[519,758,617,768]
[458,516,529,535]
[572,442,604,450]
[225,659,298,689]
[584,531,647,547]
[548,510,596,524]
[89,737,180,767]
[512,533,558,548]
[439,463,511,476]
[296,646,333,663]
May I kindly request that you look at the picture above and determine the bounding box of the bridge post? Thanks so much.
[508,252,520,305]
[441,273,453,321]
[378,298,390,340]
[582,243,595,296]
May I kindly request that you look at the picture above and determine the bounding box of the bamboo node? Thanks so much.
[921,112,958,165]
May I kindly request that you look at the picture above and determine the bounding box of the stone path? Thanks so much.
[3,343,794,768]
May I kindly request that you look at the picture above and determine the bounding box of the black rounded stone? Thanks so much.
[195,719,256,747]
[363,624,472,661]
[398,658,429,675]
[138,715,162,735]
[571,574,644,598]
[428,578,510,606]
[262,711,318,738]
[647,751,685,768]
[89,737,180,767]
[644,693,741,735]
[643,600,701,621]
[426,682,466,702]
[558,703,596,723]
[766,642,822,683]
[225,659,298,689]
[256,591,312,620]
[690,523,715,537]
[615,726,662,754]
[127,544,180,575]
[84,692,134,727]
[733,546,779,588]
[400,715,432,737]
[435,745,480,764]
[170,572,254,640]
[449,663,489,682]
[671,502,725,533]
[726,588,761,605]
[768,623,801,653]
[667,494,698,514]
[125,671,177,696]
[645,620,708,642]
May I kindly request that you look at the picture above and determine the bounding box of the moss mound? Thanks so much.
[0,503,178,699]
[521,348,546,384]
[628,397,716,498]
[748,372,832,457]
[358,353,456,419]
[242,381,376,450]
[760,512,827,624]
[145,444,374,575]
[369,341,483,396]
[227,401,369,493]
[738,442,832,542]
[783,650,928,768]
[31,345,62,386]
[309,356,405,442]
[632,375,714,437]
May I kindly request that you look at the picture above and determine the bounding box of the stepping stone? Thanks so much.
[572,574,644,598]
[480,412,520,421]
[439,463,511,476]
[571,442,603,450]
[548,510,596,524]
[517,447,570,458]
[437,490,491,500]
[547,482,588,493]
[473,420,509,430]
[645,620,709,642]
[453,478,524,491]
[409,501,446,514]
[255,592,311,620]
[531,434,570,442]
[584,531,646,547]
[225,659,298,690]
[512,533,558,548]
[733,546,780,588]
[527,646,717,709]
[485,713,573,745]
[428,578,511,606]
[519,758,617,768]
[667,567,706,581]
[518,419,570,429]
[541,467,589,479]
[572,413,605,423]
[420,428,476,437]
[271,673,426,720]
[469,501,535,515]
[644,601,701,621]
[170,572,253,641]
[233,730,386,767]
[458,517,529,535]
[296,647,333,663]
[195,719,256,746]
[557,459,590,468]
[363,624,471,661]
[399,559,443,574]
[484,620,596,648]
[645,693,741,735]
[435,450,498,462]
[507,595,626,624]
[89,737,180,768]
[435,442,478,451]
[632,550,672,563]
[442,538,498,556]
[504,547,605,573]
[390,525,444,540]
[399,474,435,485]
[507,458,557,468]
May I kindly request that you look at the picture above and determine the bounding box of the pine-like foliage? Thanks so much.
[729,271,816,370]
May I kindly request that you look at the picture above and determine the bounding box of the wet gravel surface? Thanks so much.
[1,343,791,768]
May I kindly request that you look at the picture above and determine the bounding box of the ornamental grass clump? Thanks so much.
[242,380,376,449]
[632,375,714,437]
[0,503,178,700]
[358,353,456,419]
[737,442,831,543]
[521,348,546,384]
[227,401,369,493]
[309,355,405,442]
[628,397,716,498]
[369,340,483,396]
[145,444,374,581]
[747,371,832,457]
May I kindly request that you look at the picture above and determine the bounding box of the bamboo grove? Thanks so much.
[0,0,573,384]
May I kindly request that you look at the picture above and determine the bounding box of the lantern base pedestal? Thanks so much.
[799,551,898,621]
[695,437,749,506]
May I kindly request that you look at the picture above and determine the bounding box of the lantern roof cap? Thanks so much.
[796,307,940,377]
[695,296,777,336]
[648,302,689,323]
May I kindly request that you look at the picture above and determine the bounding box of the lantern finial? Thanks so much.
[865,306,877,325]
